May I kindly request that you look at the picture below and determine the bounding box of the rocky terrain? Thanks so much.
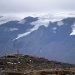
[0,54,75,75]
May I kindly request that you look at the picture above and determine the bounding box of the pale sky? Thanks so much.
[0,0,75,14]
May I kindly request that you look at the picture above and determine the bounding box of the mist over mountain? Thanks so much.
[0,14,75,64]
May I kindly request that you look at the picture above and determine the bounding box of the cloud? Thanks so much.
[0,16,20,25]
[31,17,50,27]
[0,0,75,13]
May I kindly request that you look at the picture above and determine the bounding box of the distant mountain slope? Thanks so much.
[0,15,75,64]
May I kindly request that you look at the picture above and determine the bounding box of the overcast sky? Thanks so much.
[0,0,75,14]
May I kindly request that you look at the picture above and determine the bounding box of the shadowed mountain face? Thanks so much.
[0,16,75,64]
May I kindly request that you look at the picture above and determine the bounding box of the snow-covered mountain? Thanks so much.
[0,13,75,64]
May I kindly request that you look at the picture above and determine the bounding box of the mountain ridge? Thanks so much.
[0,15,75,64]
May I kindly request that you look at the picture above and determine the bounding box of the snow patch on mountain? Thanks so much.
[9,28,19,31]
[52,27,57,30]
[14,23,41,40]
[70,23,75,35]
[52,27,57,33]
[57,21,64,26]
